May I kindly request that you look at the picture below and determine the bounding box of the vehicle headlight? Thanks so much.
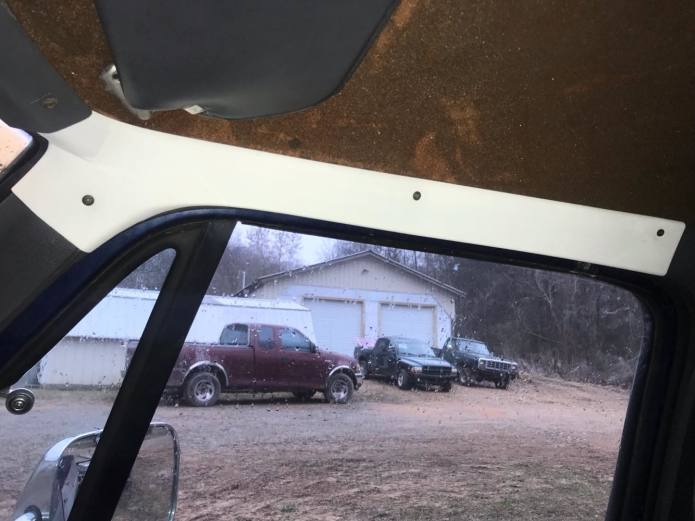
[478,359,485,368]
[511,364,518,371]
[449,366,458,374]
[410,366,422,373]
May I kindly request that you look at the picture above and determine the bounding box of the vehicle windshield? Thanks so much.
[395,339,434,357]
[455,339,491,356]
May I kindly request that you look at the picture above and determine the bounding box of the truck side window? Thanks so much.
[280,328,312,352]
[220,324,249,346]
[257,326,274,349]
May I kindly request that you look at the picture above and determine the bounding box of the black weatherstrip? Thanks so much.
[67,219,235,521]
[0,3,91,132]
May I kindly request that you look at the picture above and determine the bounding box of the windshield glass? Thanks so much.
[395,338,434,357]
[456,339,491,356]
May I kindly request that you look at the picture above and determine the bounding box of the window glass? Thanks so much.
[395,338,433,356]
[1,250,175,521]
[456,338,490,356]
[280,328,312,351]
[132,223,649,521]
[257,326,274,349]
[220,324,249,346]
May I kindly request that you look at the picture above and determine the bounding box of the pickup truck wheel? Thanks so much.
[495,375,510,390]
[440,381,452,392]
[396,369,413,390]
[185,372,221,407]
[326,373,354,404]
[458,366,474,386]
[359,359,369,379]
[292,390,316,401]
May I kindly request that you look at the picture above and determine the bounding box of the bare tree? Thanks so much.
[120,226,303,297]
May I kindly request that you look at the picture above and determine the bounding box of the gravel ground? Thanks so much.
[1,376,628,521]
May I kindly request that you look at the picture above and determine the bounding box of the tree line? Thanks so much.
[119,227,303,295]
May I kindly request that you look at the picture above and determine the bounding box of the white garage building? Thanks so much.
[239,251,463,356]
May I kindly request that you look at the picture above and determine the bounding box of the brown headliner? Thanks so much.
[7,0,695,223]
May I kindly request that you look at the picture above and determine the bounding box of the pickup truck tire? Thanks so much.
[396,369,413,390]
[325,373,354,404]
[293,390,316,401]
[359,359,369,379]
[458,366,474,386]
[184,372,221,407]
[440,381,452,392]
[495,375,510,390]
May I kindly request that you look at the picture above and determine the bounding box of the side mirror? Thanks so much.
[12,423,179,521]
[310,343,318,353]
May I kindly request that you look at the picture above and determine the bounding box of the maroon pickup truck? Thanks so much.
[127,323,362,406]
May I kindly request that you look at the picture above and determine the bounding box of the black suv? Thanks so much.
[356,336,457,391]
[437,337,518,389]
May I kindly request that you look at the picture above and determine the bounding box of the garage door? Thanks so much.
[380,303,435,345]
[302,298,362,356]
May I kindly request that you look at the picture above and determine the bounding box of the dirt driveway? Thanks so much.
[1,376,628,521]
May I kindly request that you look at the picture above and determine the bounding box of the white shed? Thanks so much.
[239,250,463,357]
[39,289,314,386]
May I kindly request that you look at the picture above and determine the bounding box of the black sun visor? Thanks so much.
[95,0,399,119]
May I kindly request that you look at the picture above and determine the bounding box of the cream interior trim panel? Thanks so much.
[11,113,685,276]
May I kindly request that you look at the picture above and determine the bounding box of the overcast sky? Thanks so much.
[297,233,335,264]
